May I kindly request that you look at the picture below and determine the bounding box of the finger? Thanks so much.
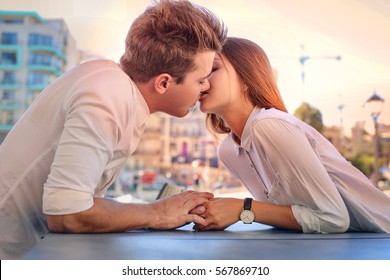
[193,223,205,231]
[171,191,213,203]
[168,190,194,201]
[203,192,215,199]
[185,191,214,200]
[183,194,214,210]
[195,223,215,231]
[193,221,210,231]
[185,214,209,227]
[189,205,206,215]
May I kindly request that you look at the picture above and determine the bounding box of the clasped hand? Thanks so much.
[149,190,213,230]
[150,192,242,231]
[191,197,243,231]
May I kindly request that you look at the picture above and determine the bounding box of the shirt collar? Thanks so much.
[229,133,241,156]
[229,106,263,155]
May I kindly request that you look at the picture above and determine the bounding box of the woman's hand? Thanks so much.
[193,197,243,231]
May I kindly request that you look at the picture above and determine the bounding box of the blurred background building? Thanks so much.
[1,10,389,200]
[0,11,78,142]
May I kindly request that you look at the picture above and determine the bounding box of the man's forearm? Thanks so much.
[46,197,155,233]
[46,190,214,233]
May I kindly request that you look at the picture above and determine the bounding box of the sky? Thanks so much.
[1,0,389,135]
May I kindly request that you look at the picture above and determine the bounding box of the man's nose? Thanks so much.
[201,79,210,91]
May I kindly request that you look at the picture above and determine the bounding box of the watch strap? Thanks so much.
[243,198,253,211]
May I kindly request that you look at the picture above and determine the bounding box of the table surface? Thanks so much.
[22,223,390,260]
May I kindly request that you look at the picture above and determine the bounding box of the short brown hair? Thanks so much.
[207,37,287,134]
[120,0,227,83]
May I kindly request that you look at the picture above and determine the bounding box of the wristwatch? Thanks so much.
[240,198,255,224]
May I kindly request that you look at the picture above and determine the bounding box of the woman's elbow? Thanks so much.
[322,214,350,233]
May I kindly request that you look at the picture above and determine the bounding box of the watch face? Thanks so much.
[240,210,255,224]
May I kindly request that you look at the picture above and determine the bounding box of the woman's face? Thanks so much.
[199,53,244,116]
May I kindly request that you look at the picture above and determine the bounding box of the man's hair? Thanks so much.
[120,0,227,84]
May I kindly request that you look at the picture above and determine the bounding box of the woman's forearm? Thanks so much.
[252,200,302,231]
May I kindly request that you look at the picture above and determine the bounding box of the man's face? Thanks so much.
[162,50,215,117]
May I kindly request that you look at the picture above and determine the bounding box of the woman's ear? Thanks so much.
[154,73,173,94]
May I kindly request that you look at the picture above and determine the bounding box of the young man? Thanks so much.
[0,0,227,259]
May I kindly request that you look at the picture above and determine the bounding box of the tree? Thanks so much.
[293,102,324,133]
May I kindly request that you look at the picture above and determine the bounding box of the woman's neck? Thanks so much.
[221,104,255,145]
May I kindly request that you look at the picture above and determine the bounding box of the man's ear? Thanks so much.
[154,73,173,94]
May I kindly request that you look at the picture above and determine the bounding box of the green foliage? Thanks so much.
[293,102,324,133]
[347,154,374,177]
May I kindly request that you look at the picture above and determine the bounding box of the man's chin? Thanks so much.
[165,104,199,118]
[176,110,190,118]
[166,109,189,118]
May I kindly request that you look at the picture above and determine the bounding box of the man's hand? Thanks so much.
[148,190,214,230]
[46,190,214,233]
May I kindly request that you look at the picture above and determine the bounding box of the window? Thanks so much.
[0,52,17,65]
[27,72,51,86]
[0,19,23,25]
[1,32,18,45]
[2,72,16,84]
[28,33,38,45]
[26,91,38,106]
[2,91,15,101]
[1,91,15,105]
[0,110,15,125]
[29,52,62,71]
[28,33,53,47]
[29,53,53,66]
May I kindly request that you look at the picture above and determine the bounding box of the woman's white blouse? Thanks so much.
[218,107,390,233]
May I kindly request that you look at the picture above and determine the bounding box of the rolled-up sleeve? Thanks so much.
[252,118,350,233]
[43,87,121,215]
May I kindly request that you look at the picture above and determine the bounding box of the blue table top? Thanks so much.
[22,223,390,260]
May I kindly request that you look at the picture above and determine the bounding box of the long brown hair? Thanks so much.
[120,0,227,84]
[207,37,287,134]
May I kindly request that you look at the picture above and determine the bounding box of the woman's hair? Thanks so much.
[207,37,287,134]
[120,0,227,84]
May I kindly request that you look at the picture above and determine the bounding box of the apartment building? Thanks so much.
[0,11,78,142]
[129,109,218,169]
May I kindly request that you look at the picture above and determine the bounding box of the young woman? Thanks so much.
[196,37,390,233]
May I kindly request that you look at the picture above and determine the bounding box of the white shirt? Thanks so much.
[219,107,390,233]
[0,60,150,259]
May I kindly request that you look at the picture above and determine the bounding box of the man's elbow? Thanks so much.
[46,214,87,233]
[46,214,66,232]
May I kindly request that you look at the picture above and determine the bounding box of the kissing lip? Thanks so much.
[199,91,209,100]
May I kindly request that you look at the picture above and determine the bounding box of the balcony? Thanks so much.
[0,44,22,70]
[0,103,19,110]
[29,45,67,62]
[28,64,62,76]
[0,124,13,131]
[0,82,19,90]
[26,84,46,91]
